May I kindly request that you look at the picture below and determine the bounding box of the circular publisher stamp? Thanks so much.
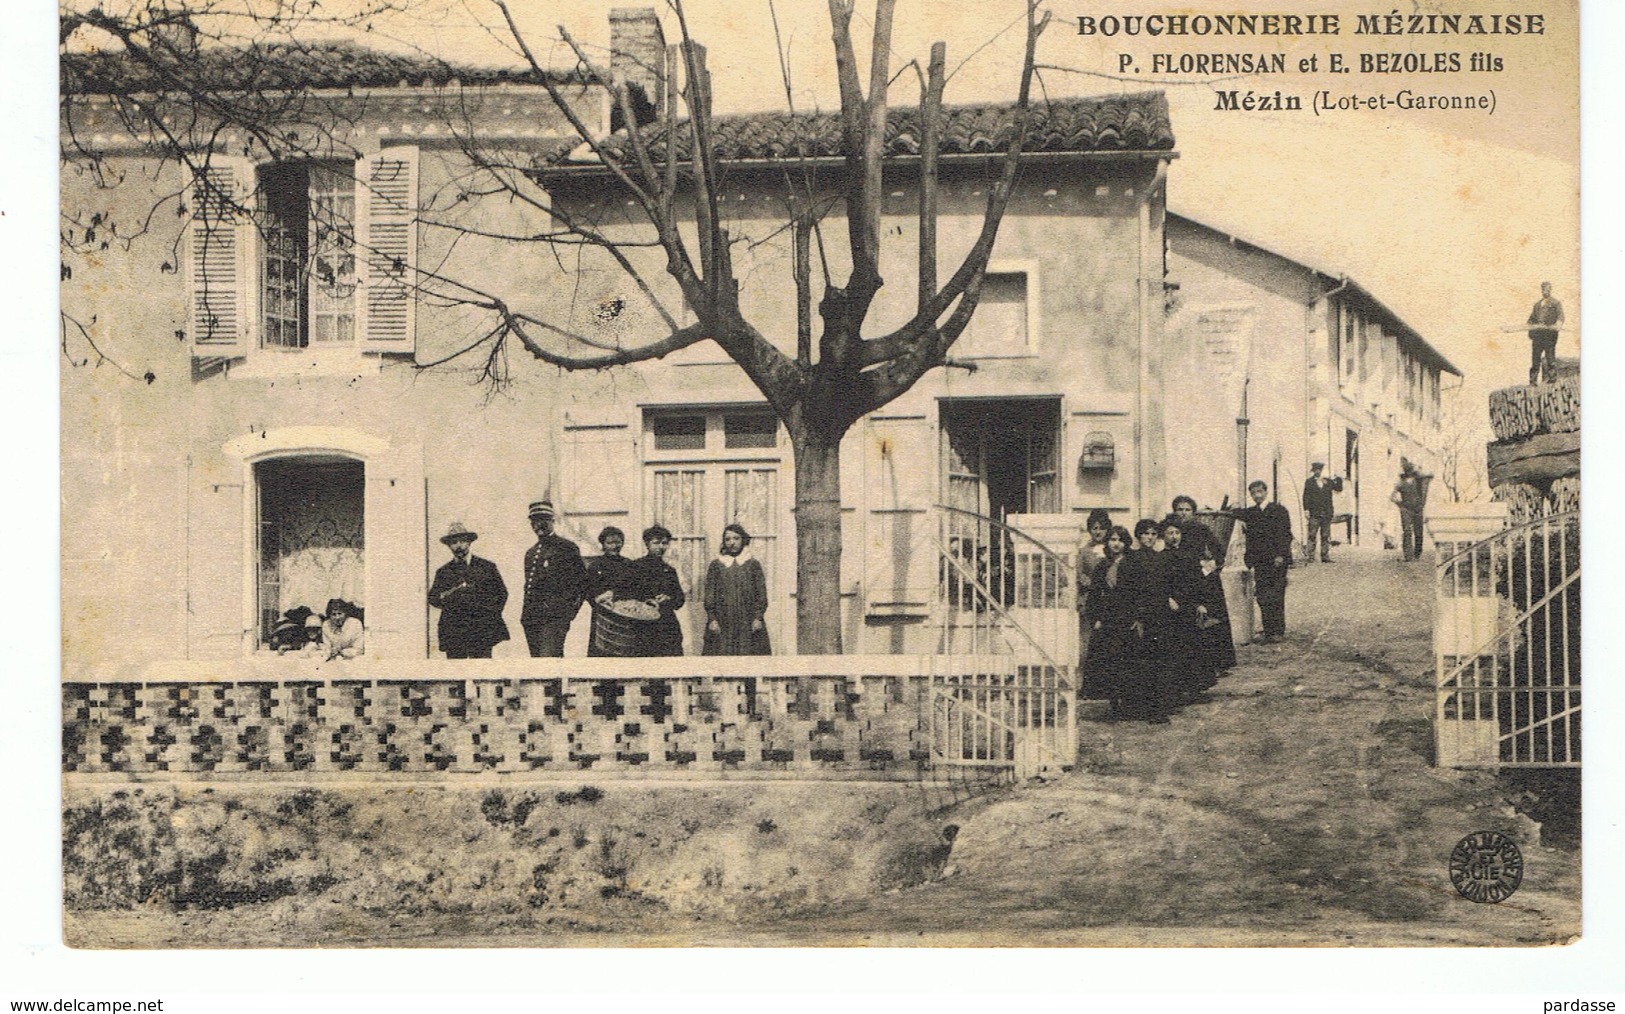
[1449,831,1524,904]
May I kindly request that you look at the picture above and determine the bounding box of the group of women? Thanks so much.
[585,522,771,658]
[1076,497,1237,723]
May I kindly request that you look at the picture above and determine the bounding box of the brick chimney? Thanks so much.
[609,7,666,131]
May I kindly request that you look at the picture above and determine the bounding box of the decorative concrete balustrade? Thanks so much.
[62,656,967,780]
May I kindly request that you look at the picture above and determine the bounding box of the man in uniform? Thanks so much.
[428,522,509,659]
[1234,480,1293,643]
[519,500,587,657]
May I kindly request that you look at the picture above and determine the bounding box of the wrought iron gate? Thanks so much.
[1435,510,1579,767]
[930,506,1077,776]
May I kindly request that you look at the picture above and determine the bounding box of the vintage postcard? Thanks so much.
[56,0,1582,951]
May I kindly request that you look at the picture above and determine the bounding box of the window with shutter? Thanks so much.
[188,148,419,366]
[257,160,358,349]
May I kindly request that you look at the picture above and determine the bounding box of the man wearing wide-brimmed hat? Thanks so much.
[520,500,587,657]
[428,522,510,659]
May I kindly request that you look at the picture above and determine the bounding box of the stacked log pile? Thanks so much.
[1487,371,1579,522]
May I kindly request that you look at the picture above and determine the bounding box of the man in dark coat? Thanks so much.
[1300,462,1343,563]
[1233,480,1293,643]
[520,500,587,657]
[1527,281,1564,385]
[1393,459,1432,562]
[428,522,510,658]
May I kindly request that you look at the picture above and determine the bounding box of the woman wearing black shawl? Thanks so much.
[1080,525,1135,712]
[1085,520,1172,721]
[1169,495,1237,680]
[1160,515,1213,703]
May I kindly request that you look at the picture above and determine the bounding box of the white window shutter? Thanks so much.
[187,156,255,356]
[358,146,419,351]
[558,414,636,544]
[863,415,936,617]
[363,442,428,659]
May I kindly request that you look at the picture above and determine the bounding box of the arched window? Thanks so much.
[220,427,411,656]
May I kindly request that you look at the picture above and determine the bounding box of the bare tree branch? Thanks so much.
[917,41,944,315]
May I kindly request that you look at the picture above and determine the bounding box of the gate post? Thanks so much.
[1426,502,1508,563]
[1429,501,1508,768]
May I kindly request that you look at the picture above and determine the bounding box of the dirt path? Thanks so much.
[802,555,1581,945]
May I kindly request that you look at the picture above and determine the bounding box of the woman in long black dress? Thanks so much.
[1169,495,1236,678]
[1085,522,1169,721]
[1159,515,1211,703]
[1118,519,1176,722]
[626,525,686,656]
[585,526,637,656]
[1081,525,1134,710]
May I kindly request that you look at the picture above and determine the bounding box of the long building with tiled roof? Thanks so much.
[547,92,1174,168]
[61,41,582,96]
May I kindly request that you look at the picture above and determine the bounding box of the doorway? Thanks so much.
[1345,427,1361,543]
[642,409,788,654]
[940,398,1062,521]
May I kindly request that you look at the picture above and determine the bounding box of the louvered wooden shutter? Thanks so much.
[358,146,419,351]
[187,157,255,356]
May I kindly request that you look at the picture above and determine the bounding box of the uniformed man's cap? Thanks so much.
[528,500,556,519]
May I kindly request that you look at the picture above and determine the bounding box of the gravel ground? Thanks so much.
[64,554,1581,948]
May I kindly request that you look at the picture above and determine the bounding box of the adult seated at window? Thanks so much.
[322,598,366,660]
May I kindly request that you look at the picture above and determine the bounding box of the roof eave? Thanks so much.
[535,147,1178,180]
[62,77,587,102]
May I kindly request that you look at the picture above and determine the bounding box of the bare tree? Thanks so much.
[62,0,1052,654]
[1437,384,1489,504]
[449,0,1051,652]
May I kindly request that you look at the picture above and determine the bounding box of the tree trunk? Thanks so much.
[791,428,845,654]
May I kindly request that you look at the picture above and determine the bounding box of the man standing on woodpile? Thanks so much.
[520,500,587,657]
[1527,280,1564,385]
[1233,480,1293,644]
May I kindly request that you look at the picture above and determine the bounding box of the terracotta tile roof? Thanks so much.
[62,42,578,96]
[563,91,1173,165]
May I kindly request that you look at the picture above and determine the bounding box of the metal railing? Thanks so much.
[1435,509,1579,767]
[929,506,1078,776]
